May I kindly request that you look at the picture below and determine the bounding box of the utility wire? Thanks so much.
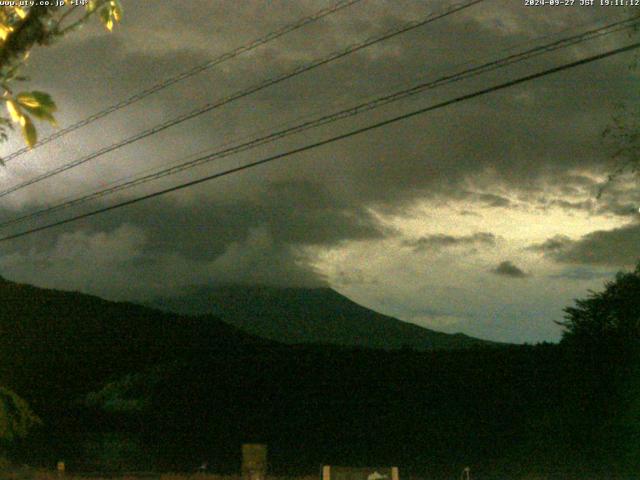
[30,11,624,210]
[1,15,636,230]
[0,0,486,198]
[0,0,366,164]
[1,40,637,243]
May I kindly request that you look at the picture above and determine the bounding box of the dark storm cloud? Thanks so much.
[0,177,387,292]
[334,267,379,286]
[527,234,572,253]
[545,222,640,267]
[0,180,387,255]
[475,193,512,208]
[459,210,481,217]
[593,176,640,217]
[541,172,600,194]
[404,232,496,252]
[596,200,640,218]
[19,0,637,208]
[549,267,617,281]
[529,175,639,218]
[491,261,529,278]
[547,199,594,212]
[0,0,637,304]
[449,191,513,209]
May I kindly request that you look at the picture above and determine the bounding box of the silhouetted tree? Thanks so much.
[557,263,640,475]
[558,262,640,345]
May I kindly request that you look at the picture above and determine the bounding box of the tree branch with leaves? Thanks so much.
[0,0,122,158]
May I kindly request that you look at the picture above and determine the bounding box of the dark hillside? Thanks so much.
[0,276,264,417]
[0,276,635,478]
[152,285,498,350]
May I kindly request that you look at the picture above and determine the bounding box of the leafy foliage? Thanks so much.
[0,386,40,444]
[559,262,640,344]
[0,1,122,157]
[556,265,640,478]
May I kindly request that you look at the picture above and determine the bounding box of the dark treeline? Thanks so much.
[1,274,638,479]
[13,342,640,479]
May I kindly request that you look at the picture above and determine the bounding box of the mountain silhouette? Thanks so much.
[0,275,264,417]
[151,285,497,350]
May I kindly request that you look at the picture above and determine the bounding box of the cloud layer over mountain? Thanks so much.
[0,0,637,342]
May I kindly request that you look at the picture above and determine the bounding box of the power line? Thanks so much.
[0,0,366,164]
[1,15,636,230]
[0,12,606,229]
[0,0,486,198]
[1,40,637,243]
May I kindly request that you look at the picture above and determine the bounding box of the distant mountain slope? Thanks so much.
[152,285,497,350]
[0,276,265,415]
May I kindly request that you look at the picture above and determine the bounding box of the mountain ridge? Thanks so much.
[0,275,266,416]
[151,284,499,350]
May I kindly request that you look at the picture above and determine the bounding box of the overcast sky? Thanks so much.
[0,0,638,343]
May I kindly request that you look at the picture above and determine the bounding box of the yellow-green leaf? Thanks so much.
[21,115,36,148]
[31,91,56,111]
[99,6,112,30]
[0,25,13,42]
[13,7,27,19]
[87,0,99,13]
[17,91,56,112]
[20,106,57,126]
[6,100,23,124]
[110,0,123,22]
[16,94,39,109]
[97,1,122,32]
